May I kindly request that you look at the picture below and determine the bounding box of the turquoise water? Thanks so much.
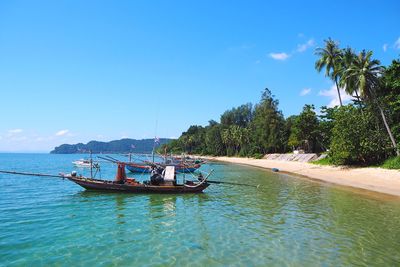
[1,154,400,266]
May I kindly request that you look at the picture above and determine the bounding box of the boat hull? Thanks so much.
[67,177,209,194]
[125,164,152,173]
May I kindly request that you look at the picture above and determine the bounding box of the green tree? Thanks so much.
[221,103,253,127]
[205,124,225,155]
[319,106,338,151]
[288,105,321,152]
[315,38,343,106]
[329,105,390,165]
[221,127,234,155]
[284,115,298,152]
[250,88,285,154]
[380,58,400,145]
[338,47,362,104]
[342,50,399,156]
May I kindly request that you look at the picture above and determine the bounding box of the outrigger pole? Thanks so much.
[0,170,64,179]
[98,156,118,163]
[206,180,260,188]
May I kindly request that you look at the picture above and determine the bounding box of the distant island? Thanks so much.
[50,138,172,154]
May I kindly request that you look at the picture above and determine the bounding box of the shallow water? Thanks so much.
[1,153,400,266]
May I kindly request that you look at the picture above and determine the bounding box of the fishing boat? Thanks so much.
[0,158,259,194]
[125,162,201,173]
[166,155,207,165]
[62,162,210,194]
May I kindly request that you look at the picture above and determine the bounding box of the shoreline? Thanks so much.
[204,156,400,198]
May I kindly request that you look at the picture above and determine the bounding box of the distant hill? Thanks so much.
[50,138,172,154]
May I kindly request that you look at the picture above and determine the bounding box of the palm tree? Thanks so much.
[221,128,231,154]
[315,38,343,106]
[339,48,355,94]
[343,50,399,156]
[338,47,363,105]
[229,125,241,154]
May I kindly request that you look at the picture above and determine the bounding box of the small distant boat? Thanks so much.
[166,156,207,165]
[72,159,100,168]
[125,163,152,173]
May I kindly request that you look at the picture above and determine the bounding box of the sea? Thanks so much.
[1,153,400,266]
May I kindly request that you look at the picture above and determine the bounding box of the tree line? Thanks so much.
[161,39,400,166]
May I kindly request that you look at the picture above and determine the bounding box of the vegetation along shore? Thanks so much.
[159,38,400,194]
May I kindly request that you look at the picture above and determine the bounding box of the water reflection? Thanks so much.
[147,194,177,219]
[4,155,400,266]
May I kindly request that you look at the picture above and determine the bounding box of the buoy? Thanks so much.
[271,168,279,172]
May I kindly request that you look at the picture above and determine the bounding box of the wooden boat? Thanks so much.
[124,162,152,173]
[62,163,210,194]
[166,156,207,165]
[0,162,261,194]
[125,162,201,173]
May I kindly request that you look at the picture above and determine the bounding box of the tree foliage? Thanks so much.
[250,89,285,154]
[380,59,400,145]
[288,105,321,152]
[162,48,399,166]
[329,105,391,165]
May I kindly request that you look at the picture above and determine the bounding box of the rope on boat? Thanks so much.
[183,164,260,188]
[183,175,208,188]
[139,166,149,179]
[183,169,214,188]
[0,170,64,179]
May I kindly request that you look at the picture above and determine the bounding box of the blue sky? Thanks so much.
[0,0,399,152]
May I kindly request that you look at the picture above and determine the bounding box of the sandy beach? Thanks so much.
[206,156,400,197]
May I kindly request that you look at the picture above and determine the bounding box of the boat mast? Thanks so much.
[152,139,155,163]
[153,106,159,164]
[90,150,93,178]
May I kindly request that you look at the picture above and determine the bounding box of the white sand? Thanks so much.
[206,156,400,197]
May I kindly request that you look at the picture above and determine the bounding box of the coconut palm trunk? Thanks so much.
[376,102,399,156]
[334,77,343,106]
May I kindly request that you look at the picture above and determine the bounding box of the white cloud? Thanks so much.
[55,129,69,136]
[269,52,290,61]
[394,37,400,49]
[297,39,315,52]
[268,36,314,62]
[383,43,388,52]
[8,129,23,134]
[255,60,261,64]
[300,88,312,96]
[319,84,353,107]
